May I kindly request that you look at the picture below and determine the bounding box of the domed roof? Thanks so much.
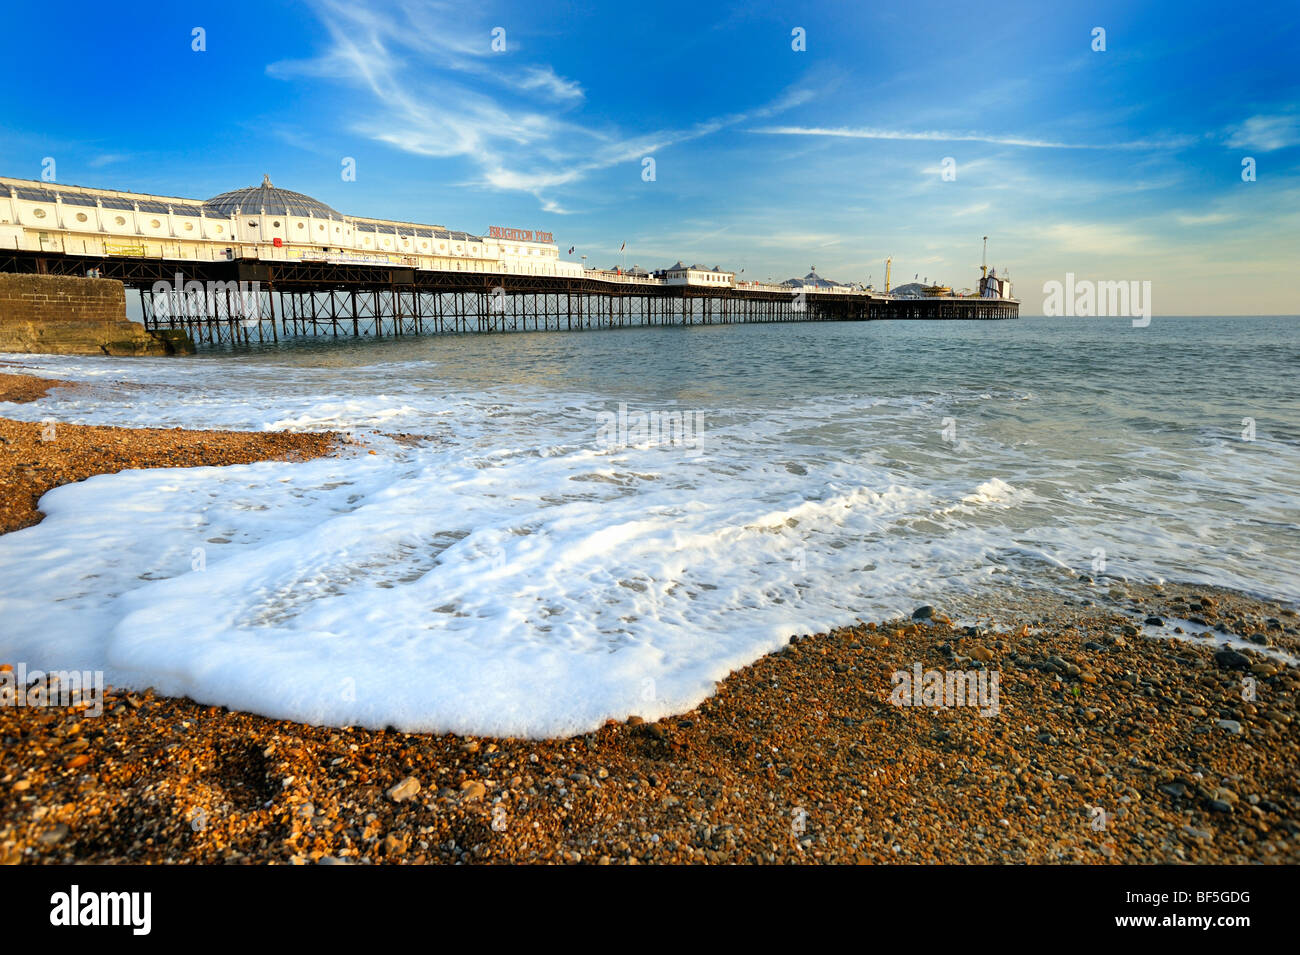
[204,175,341,218]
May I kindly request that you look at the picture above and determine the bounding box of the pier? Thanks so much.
[0,253,1018,346]
[0,175,1017,346]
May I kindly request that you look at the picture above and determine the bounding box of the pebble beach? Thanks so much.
[0,372,336,536]
[2,372,1297,864]
[1,580,1296,865]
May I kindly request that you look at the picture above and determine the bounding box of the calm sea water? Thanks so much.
[1,316,1296,735]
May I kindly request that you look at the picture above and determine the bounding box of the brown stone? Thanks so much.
[0,273,191,355]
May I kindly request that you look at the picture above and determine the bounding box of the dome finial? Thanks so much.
[262,174,273,188]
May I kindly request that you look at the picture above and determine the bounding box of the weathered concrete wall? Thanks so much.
[0,273,191,355]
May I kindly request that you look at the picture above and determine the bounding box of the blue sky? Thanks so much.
[2,0,1298,313]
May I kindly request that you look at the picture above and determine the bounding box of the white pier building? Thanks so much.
[0,175,583,279]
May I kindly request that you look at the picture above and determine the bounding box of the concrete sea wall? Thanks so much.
[0,273,191,355]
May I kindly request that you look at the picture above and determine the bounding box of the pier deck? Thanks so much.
[0,252,1018,345]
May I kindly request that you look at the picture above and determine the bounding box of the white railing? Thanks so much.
[583,269,666,286]
[1,233,1017,304]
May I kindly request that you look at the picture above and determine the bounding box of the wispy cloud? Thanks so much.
[1225,113,1300,151]
[751,125,1194,150]
[513,66,584,102]
[1176,212,1234,226]
[1032,221,1155,256]
[269,0,809,211]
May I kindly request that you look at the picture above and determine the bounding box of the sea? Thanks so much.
[1,315,1297,736]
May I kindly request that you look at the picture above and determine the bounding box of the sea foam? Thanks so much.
[2,334,1297,737]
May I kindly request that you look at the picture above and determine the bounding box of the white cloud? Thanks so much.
[514,66,584,102]
[1225,114,1300,152]
[1176,212,1233,226]
[1032,222,1154,256]
[269,0,811,211]
[752,125,1194,150]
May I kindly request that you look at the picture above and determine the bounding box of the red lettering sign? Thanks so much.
[488,226,556,245]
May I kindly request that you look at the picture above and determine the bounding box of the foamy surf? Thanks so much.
[2,318,1298,736]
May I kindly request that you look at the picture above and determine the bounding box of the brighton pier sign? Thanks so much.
[488,226,554,244]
